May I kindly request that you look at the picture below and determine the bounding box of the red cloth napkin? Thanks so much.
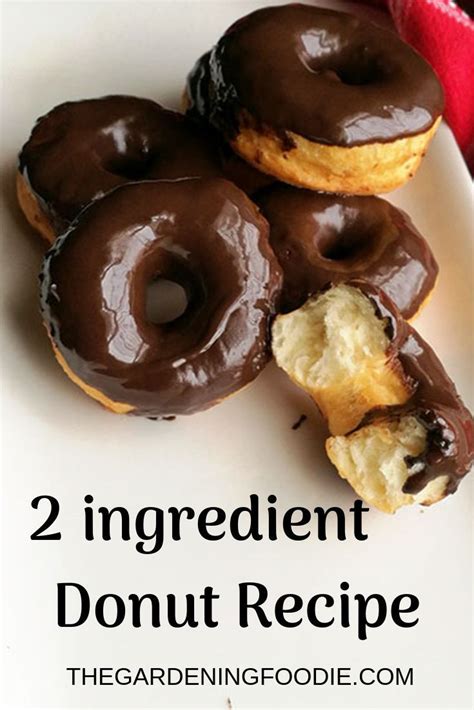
[363,0,474,170]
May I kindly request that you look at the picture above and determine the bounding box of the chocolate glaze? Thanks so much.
[186,52,274,194]
[186,51,213,122]
[19,96,223,232]
[208,4,444,146]
[257,186,438,319]
[40,178,282,417]
[352,281,473,497]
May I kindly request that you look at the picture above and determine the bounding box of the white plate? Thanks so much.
[1,2,473,709]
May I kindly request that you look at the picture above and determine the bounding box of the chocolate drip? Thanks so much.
[19,96,223,232]
[354,281,473,497]
[186,53,274,194]
[257,186,438,320]
[40,178,282,417]
[207,4,444,146]
[186,51,213,121]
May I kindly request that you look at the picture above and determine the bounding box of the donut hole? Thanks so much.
[146,277,188,324]
[333,59,384,86]
[105,152,155,180]
[319,225,375,262]
[300,34,384,86]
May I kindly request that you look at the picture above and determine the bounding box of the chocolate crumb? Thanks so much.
[163,416,176,421]
[292,414,307,430]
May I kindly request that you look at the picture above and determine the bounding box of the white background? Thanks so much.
[1,1,473,708]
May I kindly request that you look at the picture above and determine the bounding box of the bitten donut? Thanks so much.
[18,95,222,243]
[257,186,438,319]
[204,4,444,194]
[184,52,274,195]
[272,283,474,513]
[40,178,282,417]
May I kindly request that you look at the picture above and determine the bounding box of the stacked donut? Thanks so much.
[18,4,472,513]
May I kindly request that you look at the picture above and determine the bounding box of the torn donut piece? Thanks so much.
[326,416,448,513]
[272,283,413,435]
[272,283,474,513]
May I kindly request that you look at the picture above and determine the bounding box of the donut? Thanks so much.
[272,282,412,436]
[272,282,473,513]
[18,95,223,243]
[40,178,282,417]
[256,185,438,319]
[204,4,444,194]
[184,52,274,195]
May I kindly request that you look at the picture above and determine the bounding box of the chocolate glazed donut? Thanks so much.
[40,178,282,417]
[206,4,444,193]
[18,95,223,242]
[257,185,438,319]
